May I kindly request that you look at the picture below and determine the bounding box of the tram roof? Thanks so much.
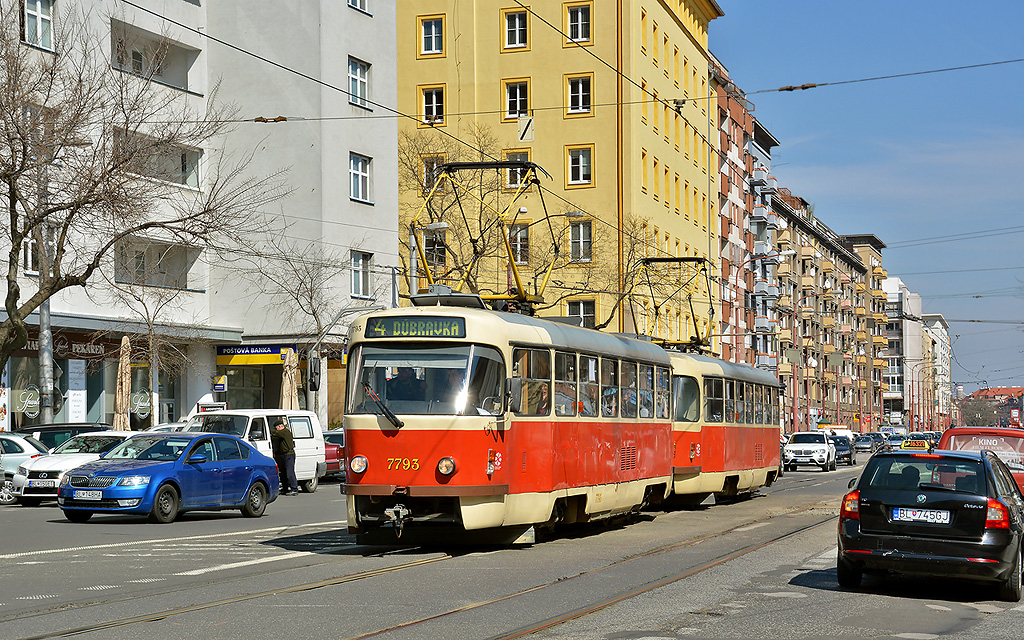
[667,351,782,387]
[351,306,671,364]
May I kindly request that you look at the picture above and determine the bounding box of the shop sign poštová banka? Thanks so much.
[216,344,296,366]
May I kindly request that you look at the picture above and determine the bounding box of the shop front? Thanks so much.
[215,344,307,411]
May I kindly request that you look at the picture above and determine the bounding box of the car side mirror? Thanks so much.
[187,454,208,465]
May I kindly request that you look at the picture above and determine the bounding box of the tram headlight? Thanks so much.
[437,457,456,476]
[350,455,368,474]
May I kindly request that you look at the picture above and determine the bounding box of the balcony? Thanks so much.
[855,282,867,293]
[872,266,887,277]
[855,331,867,341]
[756,353,778,369]
[840,323,852,334]
[751,167,768,185]
[823,344,836,354]
[871,288,886,299]
[776,262,792,277]
[777,295,793,309]
[859,380,868,388]
[822,316,836,328]
[803,337,817,348]
[754,315,770,331]
[872,312,888,323]
[751,204,768,222]
[822,259,835,272]
[872,335,888,346]
[799,246,816,259]
[800,275,817,288]
[754,281,779,299]
[778,327,792,342]
[854,306,866,316]
[798,305,815,319]
[855,356,867,365]
[753,240,771,255]
[841,376,853,386]
[824,371,837,382]
[874,358,887,369]
[766,212,780,230]
[840,299,852,309]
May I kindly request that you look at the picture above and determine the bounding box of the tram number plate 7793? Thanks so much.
[387,458,420,470]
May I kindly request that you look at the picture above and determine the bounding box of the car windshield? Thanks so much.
[856,436,872,443]
[53,435,124,455]
[103,436,191,462]
[186,415,249,437]
[324,433,345,446]
[789,433,826,444]
[831,437,850,446]
[347,343,505,416]
[944,433,1024,473]
[862,456,986,493]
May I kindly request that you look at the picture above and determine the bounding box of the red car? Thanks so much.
[324,429,346,479]
[938,427,1024,493]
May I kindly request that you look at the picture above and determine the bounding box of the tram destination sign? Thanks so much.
[365,316,466,339]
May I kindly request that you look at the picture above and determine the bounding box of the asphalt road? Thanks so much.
[3,467,1023,640]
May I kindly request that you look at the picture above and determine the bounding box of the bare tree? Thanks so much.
[0,3,287,371]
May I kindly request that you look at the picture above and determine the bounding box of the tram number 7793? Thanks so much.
[387,458,421,470]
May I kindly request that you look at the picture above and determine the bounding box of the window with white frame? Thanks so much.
[570,220,592,262]
[351,250,373,298]
[422,87,444,123]
[348,57,370,107]
[568,146,592,184]
[567,300,596,328]
[505,11,527,48]
[349,153,371,202]
[567,5,591,43]
[24,0,53,50]
[348,0,368,12]
[568,76,591,113]
[114,239,193,289]
[506,81,528,118]
[421,17,443,54]
[505,151,529,188]
[509,223,529,265]
[22,237,39,275]
[422,155,445,191]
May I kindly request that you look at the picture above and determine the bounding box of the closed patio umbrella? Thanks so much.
[280,349,300,410]
[113,336,131,430]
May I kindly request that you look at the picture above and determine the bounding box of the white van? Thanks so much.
[184,410,327,492]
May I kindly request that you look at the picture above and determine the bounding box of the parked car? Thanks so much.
[324,429,346,480]
[783,431,837,472]
[15,423,112,450]
[854,435,878,454]
[12,431,135,506]
[145,422,189,432]
[56,433,279,523]
[1,433,49,505]
[831,436,857,466]
[838,448,1024,601]
[184,410,326,492]
[938,426,1024,493]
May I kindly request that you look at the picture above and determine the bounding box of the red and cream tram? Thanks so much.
[343,300,780,543]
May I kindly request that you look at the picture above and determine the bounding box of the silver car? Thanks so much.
[1,433,49,505]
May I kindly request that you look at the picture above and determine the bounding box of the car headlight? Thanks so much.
[350,456,368,474]
[60,474,71,486]
[17,466,28,476]
[117,475,151,487]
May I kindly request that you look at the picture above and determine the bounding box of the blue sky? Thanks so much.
[711,1,1024,393]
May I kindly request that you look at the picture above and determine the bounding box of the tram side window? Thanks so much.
[554,351,577,417]
[601,358,618,417]
[744,382,753,424]
[638,364,654,418]
[772,387,780,425]
[673,375,699,422]
[655,367,670,419]
[755,385,764,424]
[579,355,599,417]
[621,361,638,418]
[724,379,736,423]
[513,348,550,416]
[704,377,723,422]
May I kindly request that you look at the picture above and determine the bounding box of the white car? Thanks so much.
[783,431,837,472]
[12,431,135,506]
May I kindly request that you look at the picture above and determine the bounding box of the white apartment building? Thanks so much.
[1,0,398,430]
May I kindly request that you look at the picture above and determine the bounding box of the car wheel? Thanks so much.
[830,458,837,471]
[997,548,1023,602]
[20,497,42,507]
[821,462,829,472]
[301,475,319,493]
[837,553,862,589]
[63,509,92,523]
[0,476,15,505]
[149,485,180,524]
[241,483,268,518]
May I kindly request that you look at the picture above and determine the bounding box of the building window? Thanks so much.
[566,4,591,43]
[505,11,528,48]
[348,0,369,12]
[504,150,530,188]
[569,220,592,262]
[567,75,591,114]
[568,300,596,328]
[422,86,444,124]
[421,154,445,192]
[116,130,201,188]
[24,0,53,50]
[348,57,370,108]
[509,223,529,265]
[567,145,593,186]
[424,231,446,269]
[421,16,443,55]
[352,250,373,298]
[505,80,529,119]
[114,239,193,289]
[349,153,371,202]
[22,238,39,275]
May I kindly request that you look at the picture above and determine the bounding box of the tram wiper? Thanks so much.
[363,383,404,428]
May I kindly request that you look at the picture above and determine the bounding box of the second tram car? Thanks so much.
[342,300,781,543]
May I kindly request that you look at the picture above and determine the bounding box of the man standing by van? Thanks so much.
[271,419,299,495]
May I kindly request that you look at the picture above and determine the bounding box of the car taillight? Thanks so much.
[985,498,1010,529]
[840,489,860,520]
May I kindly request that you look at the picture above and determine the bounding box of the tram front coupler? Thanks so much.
[384,503,412,538]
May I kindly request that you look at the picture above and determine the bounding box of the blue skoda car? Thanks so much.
[57,433,279,523]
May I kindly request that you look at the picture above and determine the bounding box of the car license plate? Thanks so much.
[893,508,950,524]
[28,480,56,487]
[73,490,103,500]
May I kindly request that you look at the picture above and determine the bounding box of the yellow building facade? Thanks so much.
[397,1,723,341]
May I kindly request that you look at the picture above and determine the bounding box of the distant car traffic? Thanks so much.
[831,436,857,466]
[1,433,49,505]
[57,433,279,523]
[838,448,1024,601]
[12,431,135,506]
[854,435,878,454]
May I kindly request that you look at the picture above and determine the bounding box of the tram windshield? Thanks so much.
[347,343,505,416]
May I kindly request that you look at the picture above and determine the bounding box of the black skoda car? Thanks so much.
[838,449,1024,601]
[831,436,856,466]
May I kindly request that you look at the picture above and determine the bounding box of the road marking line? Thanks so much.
[0,520,346,560]
[173,545,351,576]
